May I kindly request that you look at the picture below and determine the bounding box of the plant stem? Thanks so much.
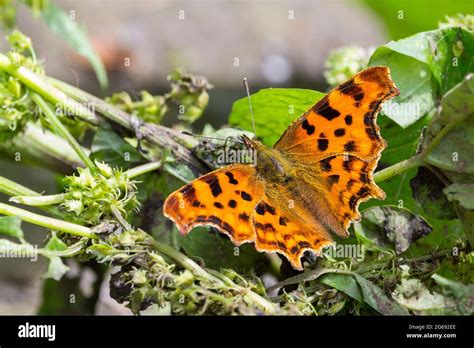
[374,155,424,183]
[152,241,214,280]
[10,193,65,206]
[151,241,278,313]
[0,203,97,239]
[0,176,38,197]
[41,238,88,257]
[0,54,98,123]
[31,93,95,170]
[125,161,162,179]
[45,76,208,176]
[0,176,61,216]
[19,123,85,167]
[266,267,354,293]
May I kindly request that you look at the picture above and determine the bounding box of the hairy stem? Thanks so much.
[0,176,61,216]
[18,123,85,167]
[125,161,162,179]
[0,176,38,197]
[0,54,98,123]
[31,93,95,170]
[0,203,96,239]
[374,155,424,183]
[46,76,208,176]
[10,193,65,206]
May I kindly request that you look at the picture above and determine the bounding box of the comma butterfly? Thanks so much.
[163,66,399,270]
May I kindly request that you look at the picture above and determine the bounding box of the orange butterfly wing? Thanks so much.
[252,189,334,270]
[163,164,264,245]
[163,66,398,270]
[275,66,398,162]
[274,66,398,236]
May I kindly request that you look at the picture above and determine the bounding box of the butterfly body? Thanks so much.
[164,66,399,270]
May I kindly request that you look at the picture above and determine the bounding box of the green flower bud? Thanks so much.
[7,30,32,53]
[131,269,147,286]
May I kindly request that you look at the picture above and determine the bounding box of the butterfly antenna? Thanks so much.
[243,77,257,138]
[181,131,244,144]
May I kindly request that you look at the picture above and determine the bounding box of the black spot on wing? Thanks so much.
[214,202,224,209]
[180,184,196,203]
[298,241,311,248]
[238,213,249,221]
[334,128,345,137]
[320,157,332,172]
[364,112,372,126]
[338,79,364,104]
[225,172,238,185]
[264,223,276,232]
[256,201,276,215]
[314,97,341,121]
[192,200,204,208]
[328,174,340,186]
[196,215,235,236]
[318,139,329,151]
[344,141,356,152]
[365,127,378,140]
[241,191,252,201]
[279,217,287,226]
[228,199,237,208]
[347,179,356,189]
[345,115,353,125]
[302,119,315,135]
[357,187,370,198]
[349,195,357,211]
[360,163,369,184]
[202,174,222,197]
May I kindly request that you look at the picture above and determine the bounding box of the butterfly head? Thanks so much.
[240,133,258,149]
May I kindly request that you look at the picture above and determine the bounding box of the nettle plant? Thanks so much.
[0,12,473,315]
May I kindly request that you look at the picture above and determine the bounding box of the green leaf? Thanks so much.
[362,115,430,216]
[435,73,474,125]
[369,28,474,127]
[425,74,474,173]
[177,227,264,271]
[383,28,473,93]
[228,88,324,146]
[0,215,23,239]
[319,273,363,302]
[91,128,142,169]
[354,206,431,254]
[352,273,409,315]
[426,121,474,173]
[370,50,435,127]
[320,272,409,315]
[410,167,456,220]
[43,256,69,281]
[163,162,196,183]
[432,274,474,315]
[443,183,474,209]
[45,232,68,252]
[41,3,108,89]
